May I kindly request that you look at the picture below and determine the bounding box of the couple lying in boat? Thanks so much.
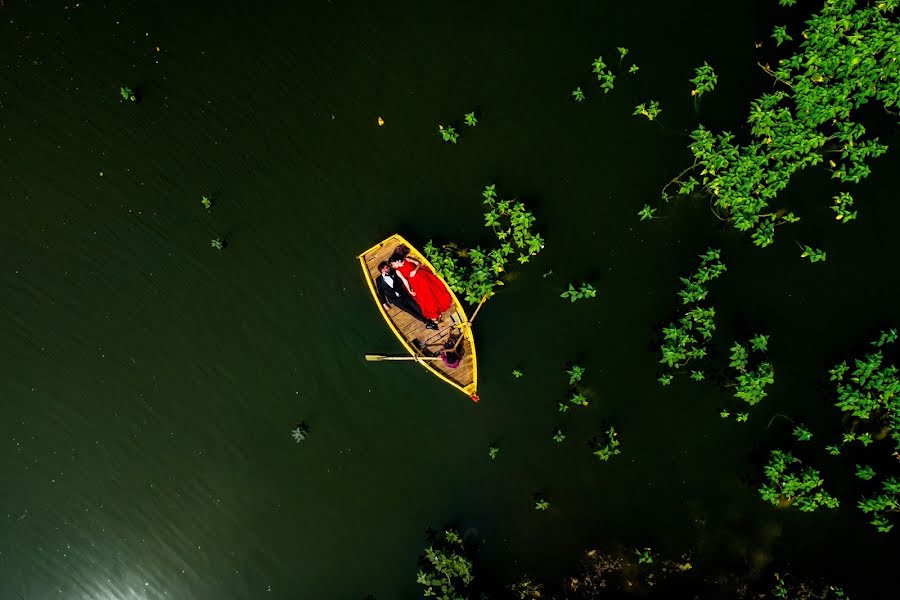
[374,244,452,331]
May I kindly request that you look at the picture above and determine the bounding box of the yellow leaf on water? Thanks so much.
[377,116,384,126]
[836,214,843,220]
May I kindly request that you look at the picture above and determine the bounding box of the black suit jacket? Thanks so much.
[375,273,410,306]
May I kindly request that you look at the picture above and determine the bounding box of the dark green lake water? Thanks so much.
[3,1,900,598]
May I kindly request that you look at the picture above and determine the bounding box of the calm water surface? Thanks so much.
[2,1,899,598]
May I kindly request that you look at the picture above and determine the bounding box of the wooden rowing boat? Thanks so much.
[358,234,479,401]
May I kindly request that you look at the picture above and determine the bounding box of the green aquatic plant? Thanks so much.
[635,547,653,565]
[290,422,309,443]
[201,195,212,210]
[512,369,524,379]
[416,529,473,600]
[637,204,657,221]
[119,85,136,102]
[658,374,673,386]
[723,335,774,422]
[617,46,629,60]
[560,283,597,303]
[690,62,718,99]
[592,55,616,93]
[534,495,550,511]
[793,424,813,441]
[572,86,586,102]
[591,426,621,461]
[569,391,588,407]
[488,445,500,460]
[438,125,459,144]
[210,237,225,250]
[772,24,793,46]
[831,191,857,222]
[830,329,900,453]
[464,111,477,127]
[552,428,566,443]
[759,449,839,512]
[690,370,705,382]
[628,64,640,74]
[558,402,570,413]
[567,364,585,385]
[858,476,900,533]
[633,100,661,121]
[855,464,876,481]
[662,0,898,247]
[799,244,827,263]
[425,184,544,304]
[658,248,726,380]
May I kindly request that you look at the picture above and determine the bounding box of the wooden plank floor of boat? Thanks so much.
[360,235,476,394]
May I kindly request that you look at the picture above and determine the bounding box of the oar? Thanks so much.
[449,293,489,352]
[365,354,444,362]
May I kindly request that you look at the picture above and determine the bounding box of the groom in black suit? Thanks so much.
[375,261,437,330]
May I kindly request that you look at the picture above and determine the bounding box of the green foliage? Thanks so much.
[438,125,459,144]
[628,64,640,74]
[759,449,839,512]
[534,496,550,511]
[617,46,629,60]
[558,402,570,413]
[638,204,657,221]
[210,237,224,250]
[634,547,653,565]
[658,374,673,386]
[799,244,827,263]
[488,445,499,460]
[690,370,705,382]
[424,184,544,304]
[569,391,588,407]
[690,62,718,99]
[666,1,898,246]
[633,100,661,121]
[826,445,841,456]
[552,428,566,443]
[572,86,586,102]
[464,112,477,127]
[416,529,474,600]
[726,335,775,422]
[291,422,309,443]
[119,85,136,102]
[831,191,857,222]
[858,476,900,533]
[591,426,621,461]
[792,424,813,441]
[855,464,876,481]
[567,365,586,385]
[512,369,524,379]
[201,195,212,210]
[658,248,726,380]
[592,56,616,93]
[560,283,597,302]
[831,329,900,452]
[772,24,793,46]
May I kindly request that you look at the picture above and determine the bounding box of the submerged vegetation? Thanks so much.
[425,184,544,304]
[659,0,899,247]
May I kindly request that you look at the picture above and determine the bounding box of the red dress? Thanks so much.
[396,259,452,320]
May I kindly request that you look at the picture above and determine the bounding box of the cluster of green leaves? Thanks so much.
[464,111,478,127]
[512,369,524,379]
[200,195,213,210]
[665,0,898,246]
[560,282,597,302]
[831,191,857,222]
[424,184,544,304]
[591,426,621,461]
[571,86,586,102]
[859,476,900,533]
[592,55,616,93]
[633,100,661,121]
[416,530,474,600]
[759,449,839,511]
[793,424,813,441]
[488,444,500,460]
[210,237,225,250]
[560,364,588,412]
[690,62,718,99]
[720,334,774,422]
[534,495,550,511]
[552,427,566,443]
[634,547,653,565]
[290,422,309,443]
[799,244,827,263]
[637,204,657,221]
[830,329,900,452]
[119,85,136,102]
[438,124,460,144]
[658,248,726,383]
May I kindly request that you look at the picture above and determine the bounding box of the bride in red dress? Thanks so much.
[389,245,452,322]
